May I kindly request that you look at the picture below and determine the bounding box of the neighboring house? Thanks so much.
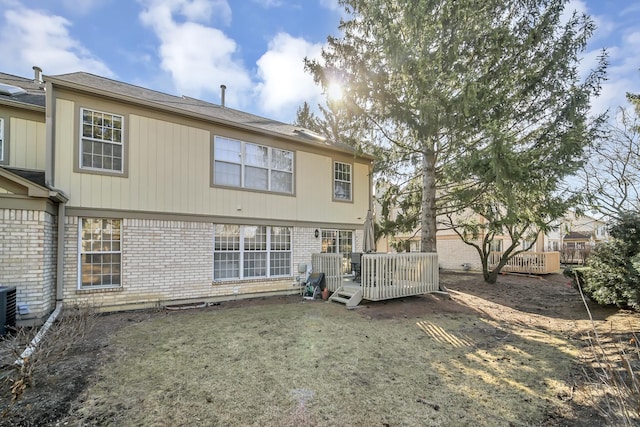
[374,184,607,271]
[376,208,516,271]
[374,183,496,271]
[544,211,609,252]
[0,68,374,325]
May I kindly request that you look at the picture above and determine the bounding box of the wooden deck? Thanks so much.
[488,251,561,274]
[312,253,440,305]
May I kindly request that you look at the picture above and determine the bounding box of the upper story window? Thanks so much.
[80,108,124,173]
[213,136,293,194]
[333,161,352,201]
[0,117,4,163]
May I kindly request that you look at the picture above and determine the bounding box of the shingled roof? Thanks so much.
[0,72,46,109]
[45,72,370,158]
[564,231,591,240]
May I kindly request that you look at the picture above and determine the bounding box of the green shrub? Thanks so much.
[563,265,589,289]
[581,239,640,310]
[610,212,640,252]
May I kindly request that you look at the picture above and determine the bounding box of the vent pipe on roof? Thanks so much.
[33,66,43,85]
[220,84,226,107]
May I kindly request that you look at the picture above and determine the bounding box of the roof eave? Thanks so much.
[0,167,60,199]
[45,76,374,161]
[0,98,45,112]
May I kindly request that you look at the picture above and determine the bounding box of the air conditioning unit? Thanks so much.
[0,286,17,335]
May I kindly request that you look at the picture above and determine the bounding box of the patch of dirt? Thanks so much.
[1,271,638,426]
[359,271,639,426]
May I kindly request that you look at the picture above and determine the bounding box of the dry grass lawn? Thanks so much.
[62,301,581,425]
[4,272,638,426]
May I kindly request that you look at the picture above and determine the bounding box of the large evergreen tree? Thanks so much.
[306,0,606,282]
[293,99,369,153]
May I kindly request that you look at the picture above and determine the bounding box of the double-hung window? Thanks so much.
[213,225,291,280]
[80,108,124,173]
[333,161,352,201]
[213,136,293,193]
[79,218,122,288]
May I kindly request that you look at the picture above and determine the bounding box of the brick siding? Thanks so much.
[0,209,57,323]
[62,217,316,311]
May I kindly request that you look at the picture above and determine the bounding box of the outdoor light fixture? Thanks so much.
[314,229,319,238]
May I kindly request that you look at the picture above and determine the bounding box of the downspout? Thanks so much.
[16,71,65,363]
[16,191,67,365]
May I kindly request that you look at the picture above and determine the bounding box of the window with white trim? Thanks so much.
[80,108,124,173]
[333,161,352,201]
[79,218,122,288]
[213,136,293,193]
[213,225,291,280]
[0,117,5,162]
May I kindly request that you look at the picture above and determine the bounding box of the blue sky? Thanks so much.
[1,0,638,123]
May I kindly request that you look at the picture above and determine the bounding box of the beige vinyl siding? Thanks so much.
[0,105,46,169]
[54,96,370,225]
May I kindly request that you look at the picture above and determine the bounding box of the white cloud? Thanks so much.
[255,32,324,115]
[61,0,105,16]
[252,0,284,8]
[0,5,112,77]
[319,0,340,11]
[577,2,640,117]
[139,0,251,104]
[139,0,231,26]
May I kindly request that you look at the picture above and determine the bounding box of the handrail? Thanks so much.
[489,251,560,274]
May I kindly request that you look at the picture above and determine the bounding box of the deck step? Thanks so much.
[329,286,363,309]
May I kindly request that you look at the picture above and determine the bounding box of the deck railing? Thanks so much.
[361,253,439,301]
[311,253,342,291]
[312,252,440,301]
[489,251,561,274]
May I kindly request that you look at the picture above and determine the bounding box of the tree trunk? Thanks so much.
[483,269,500,284]
[420,148,437,253]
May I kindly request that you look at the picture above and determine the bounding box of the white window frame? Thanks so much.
[78,218,122,289]
[213,225,292,281]
[333,161,352,201]
[80,108,124,173]
[213,136,294,194]
[0,117,4,162]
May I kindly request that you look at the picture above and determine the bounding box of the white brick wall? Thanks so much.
[1,210,374,315]
[437,239,482,271]
[0,209,57,323]
[292,227,321,275]
[63,217,317,311]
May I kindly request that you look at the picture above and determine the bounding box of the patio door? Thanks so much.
[321,229,354,275]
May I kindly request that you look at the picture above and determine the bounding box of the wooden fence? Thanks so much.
[488,251,561,274]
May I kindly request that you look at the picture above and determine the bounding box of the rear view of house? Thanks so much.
[0,68,373,325]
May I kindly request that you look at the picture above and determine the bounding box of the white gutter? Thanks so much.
[15,302,62,365]
[15,191,68,365]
